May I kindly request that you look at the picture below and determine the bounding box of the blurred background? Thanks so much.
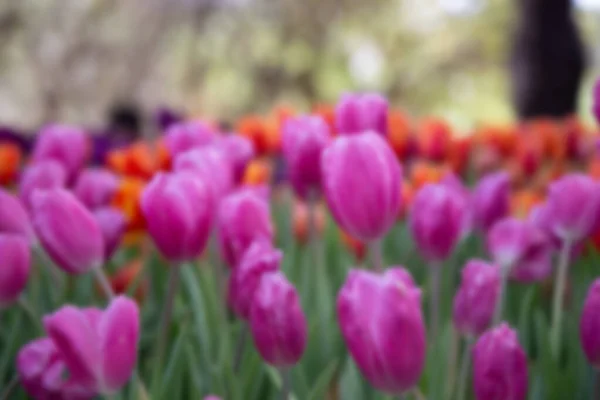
[0,0,599,133]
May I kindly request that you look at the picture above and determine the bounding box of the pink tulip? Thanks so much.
[217,186,274,268]
[471,171,510,232]
[141,172,213,263]
[0,188,34,241]
[164,120,215,157]
[580,279,600,367]
[250,272,307,367]
[473,323,528,400]
[282,115,331,198]
[453,260,501,337]
[335,93,389,136]
[31,189,104,275]
[73,168,119,210]
[32,124,89,183]
[42,296,140,395]
[593,78,600,125]
[94,207,126,262]
[19,160,67,210]
[440,172,472,236]
[174,146,233,204]
[17,338,95,400]
[545,174,600,242]
[203,396,222,400]
[0,234,30,306]
[322,132,401,242]
[337,268,426,394]
[215,135,255,183]
[487,217,553,283]
[228,238,282,319]
[409,183,466,262]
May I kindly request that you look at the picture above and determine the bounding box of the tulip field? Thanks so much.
[3,89,600,400]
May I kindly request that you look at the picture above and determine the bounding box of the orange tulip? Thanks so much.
[313,104,336,135]
[243,158,273,186]
[447,137,472,174]
[474,125,518,158]
[237,116,274,156]
[398,181,415,220]
[510,189,544,219]
[387,110,415,160]
[417,118,452,161]
[109,259,148,303]
[0,142,22,186]
[410,161,448,190]
[588,158,600,180]
[293,200,326,244]
[106,140,170,179]
[340,230,366,262]
[110,177,146,244]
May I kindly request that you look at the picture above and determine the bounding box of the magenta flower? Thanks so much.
[228,238,282,319]
[337,268,426,394]
[335,93,389,136]
[580,279,600,367]
[453,259,501,337]
[409,183,466,262]
[31,189,104,275]
[73,168,119,210]
[473,323,528,400]
[471,171,510,233]
[19,160,67,210]
[322,132,401,242]
[164,120,215,157]
[593,78,600,125]
[32,124,89,183]
[0,234,30,306]
[215,135,255,183]
[94,207,127,262]
[0,188,34,241]
[250,272,307,367]
[282,115,331,198]
[141,172,213,263]
[217,186,274,268]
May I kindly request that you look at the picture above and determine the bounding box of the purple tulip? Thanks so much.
[19,160,68,210]
[409,183,466,262]
[0,234,30,306]
[31,189,104,275]
[32,124,89,183]
[141,172,213,263]
[593,78,600,125]
[487,217,553,283]
[0,188,34,241]
[228,238,282,319]
[282,115,331,198]
[94,207,126,262]
[73,168,119,210]
[453,260,501,337]
[250,272,307,367]
[337,268,426,394]
[580,279,600,367]
[471,171,510,233]
[215,135,255,183]
[545,174,600,242]
[440,172,472,236]
[41,296,140,395]
[322,132,401,242]
[335,93,389,136]
[217,186,274,268]
[473,323,528,400]
[164,120,215,158]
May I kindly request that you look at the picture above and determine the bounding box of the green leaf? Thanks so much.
[306,359,339,400]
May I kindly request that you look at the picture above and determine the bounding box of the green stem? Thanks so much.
[550,238,572,358]
[429,266,441,339]
[93,267,115,300]
[150,265,181,394]
[233,325,248,374]
[493,264,510,326]
[279,368,291,400]
[17,297,43,334]
[456,337,474,400]
[0,375,19,400]
[369,239,384,272]
[444,327,459,400]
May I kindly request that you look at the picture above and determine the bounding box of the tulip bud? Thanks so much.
[19,160,67,210]
[453,260,500,337]
[73,168,119,210]
[228,239,282,319]
[322,132,401,242]
[0,234,30,306]
[174,146,233,204]
[335,93,388,136]
[165,120,215,157]
[217,186,274,268]
[31,189,104,275]
[43,296,140,395]
[32,124,89,182]
[409,183,466,262]
[580,279,600,367]
[215,135,255,183]
[141,173,213,263]
[545,174,600,242]
[250,272,307,367]
[487,217,553,282]
[94,207,126,262]
[471,171,510,232]
[0,188,34,241]
[282,115,331,198]
[337,268,426,394]
[473,323,528,400]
